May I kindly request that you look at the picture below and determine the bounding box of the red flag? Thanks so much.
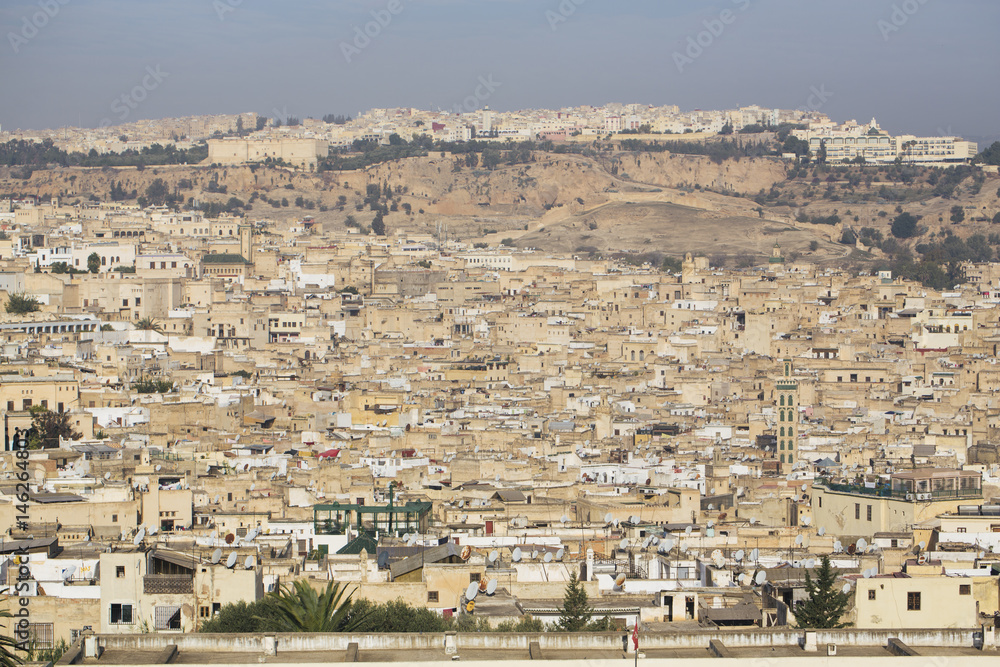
[632,619,639,651]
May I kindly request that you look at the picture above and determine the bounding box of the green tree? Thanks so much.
[974,141,1000,166]
[270,580,372,633]
[555,571,592,632]
[199,598,284,633]
[794,556,851,629]
[0,611,24,667]
[28,408,82,450]
[5,293,40,314]
[145,178,169,206]
[890,212,919,239]
[950,205,965,224]
[371,213,386,236]
[840,229,858,245]
[993,212,1000,225]
[87,252,101,273]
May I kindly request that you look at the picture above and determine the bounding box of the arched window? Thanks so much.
[780,395,785,406]
[780,427,785,437]
[779,411,784,422]
[788,396,793,407]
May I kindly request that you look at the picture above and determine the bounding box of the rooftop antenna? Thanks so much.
[211,548,222,564]
[244,555,255,569]
[226,552,238,568]
[486,579,498,595]
[512,547,522,563]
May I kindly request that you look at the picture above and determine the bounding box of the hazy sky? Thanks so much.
[1,0,997,143]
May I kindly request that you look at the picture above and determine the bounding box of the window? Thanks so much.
[855,504,861,520]
[110,603,134,624]
[27,623,53,649]
[469,573,481,583]
[427,591,439,603]
[867,505,872,522]
[22,399,31,409]
[906,592,921,611]
[200,606,210,618]
[6,401,13,411]
[154,606,182,630]
[116,566,125,578]
[956,527,966,533]
[868,590,876,600]
[40,400,47,409]
[959,585,971,595]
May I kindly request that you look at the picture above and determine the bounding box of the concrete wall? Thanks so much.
[95,627,982,653]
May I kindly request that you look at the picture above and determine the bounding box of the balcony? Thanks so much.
[143,575,193,595]
[818,478,982,501]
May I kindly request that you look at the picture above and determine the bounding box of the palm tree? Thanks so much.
[268,580,372,633]
[0,611,25,666]
[135,317,164,333]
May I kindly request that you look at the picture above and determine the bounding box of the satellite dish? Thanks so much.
[377,552,389,568]
[685,526,692,535]
[754,571,767,585]
[512,547,522,562]
[707,504,714,511]
[615,573,627,587]
[750,548,759,561]
[210,530,218,540]
[804,559,816,569]
[613,518,620,528]
[619,538,629,551]
[604,513,613,523]
[461,546,472,560]
[250,483,256,491]
[735,550,744,562]
[225,533,235,544]
[155,465,161,472]
[402,533,410,543]
[556,548,565,560]
[246,529,258,542]
[801,483,807,491]
[133,527,146,545]
[749,517,757,525]
[802,516,812,526]
[863,568,872,579]
[488,550,500,563]
[630,515,641,525]
[707,520,715,528]
[214,495,221,504]
[149,526,158,535]
[842,583,852,594]
[211,548,222,564]
[857,537,868,551]
[560,515,570,525]
[544,552,553,563]
[917,554,928,565]
[84,535,90,542]
[245,555,254,569]
[642,537,651,549]
[461,514,469,523]
[226,552,238,568]
[531,550,539,560]
[466,583,479,600]
[918,541,926,550]
[818,527,826,536]
[62,565,77,581]
[833,541,843,553]
[104,472,111,480]
[486,579,498,595]
[795,535,804,546]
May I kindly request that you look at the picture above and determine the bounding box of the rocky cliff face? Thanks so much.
[611,153,787,194]
[2,151,783,210]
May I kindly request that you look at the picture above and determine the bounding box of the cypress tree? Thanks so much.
[795,556,851,628]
